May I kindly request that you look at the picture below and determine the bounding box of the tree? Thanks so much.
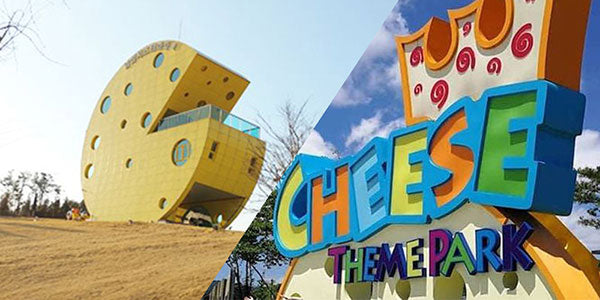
[0,193,10,215]
[226,192,289,300]
[253,101,313,198]
[220,101,313,299]
[0,170,30,213]
[27,172,61,217]
[0,1,61,62]
[574,166,600,229]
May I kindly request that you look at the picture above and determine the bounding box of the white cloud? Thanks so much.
[331,4,409,108]
[574,129,600,168]
[300,129,338,158]
[559,203,600,251]
[345,111,404,151]
[332,77,372,107]
[362,7,409,62]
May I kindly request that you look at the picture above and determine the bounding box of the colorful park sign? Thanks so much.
[327,223,535,284]
[274,0,600,299]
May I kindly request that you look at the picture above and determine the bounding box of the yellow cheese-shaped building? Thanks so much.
[81,40,265,227]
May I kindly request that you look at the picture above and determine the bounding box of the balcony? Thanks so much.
[156,104,260,138]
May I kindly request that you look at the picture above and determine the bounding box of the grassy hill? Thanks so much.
[0,217,242,299]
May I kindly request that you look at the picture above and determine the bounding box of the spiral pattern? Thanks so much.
[410,46,424,67]
[511,23,534,58]
[462,21,472,36]
[487,57,502,75]
[430,80,449,109]
[456,47,476,73]
[414,83,423,95]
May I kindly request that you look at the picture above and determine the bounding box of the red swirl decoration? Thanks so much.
[410,46,424,67]
[462,21,472,36]
[456,47,475,73]
[414,83,423,95]
[511,23,534,58]
[430,80,449,109]
[487,57,502,75]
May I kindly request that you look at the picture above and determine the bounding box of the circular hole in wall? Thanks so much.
[503,272,518,291]
[170,68,180,82]
[172,139,191,166]
[125,158,133,169]
[141,112,152,128]
[201,65,207,71]
[223,76,229,82]
[197,100,207,107]
[206,81,212,85]
[84,164,94,179]
[124,83,133,96]
[100,96,111,114]
[153,52,164,68]
[324,257,334,277]
[345,282,372,300]
[91,136,101,150]
[226,92,235,100]
[159,198,168,209]
[433,271,466,299]
[120,120,127,129]
[395,280,411,300]
[184,92,189,97]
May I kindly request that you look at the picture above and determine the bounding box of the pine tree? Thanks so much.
[574,166,600,229]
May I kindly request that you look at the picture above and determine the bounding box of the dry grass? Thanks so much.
[0,217,242,299]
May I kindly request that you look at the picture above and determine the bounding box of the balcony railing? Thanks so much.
[156,104,260,138]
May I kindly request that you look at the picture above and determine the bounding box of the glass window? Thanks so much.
[159,198,167,209]
[226,91,235,100]
[100,96,111,114]
[124,83,133,96]
[172,139,191,166]
[85,164,94,179]
[142,112,152,128]
[170,68,180,82]
[126,158,133,169]
[91,136,100,150]
[153,53,164,68]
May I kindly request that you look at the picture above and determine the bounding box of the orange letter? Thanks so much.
[429,109,474,207]
[311,166,350,244]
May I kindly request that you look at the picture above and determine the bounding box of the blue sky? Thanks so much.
[308,0,600,155]
[301,0,600,251]
[0,0,398,228]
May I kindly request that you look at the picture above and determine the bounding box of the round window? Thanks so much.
[170,68,180,82]
[153,53,164,68]
[172,139,191,166]
[197,100,207,107]
[226,92,235,100]
[159,198,168,209]
[141,112,152,128]
[120,120,127,129]
[124,83,133,96]
[126,158,133,169]
[91,136,101,150]
[85,164,94,179]
[100,96,111,114]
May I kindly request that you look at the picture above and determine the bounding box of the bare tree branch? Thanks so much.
[0,0,64,64]
[244,100,313,213]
